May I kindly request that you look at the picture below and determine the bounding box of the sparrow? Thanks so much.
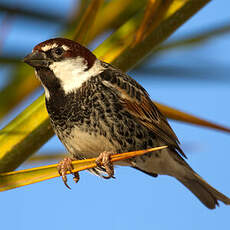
[23,37,230,209]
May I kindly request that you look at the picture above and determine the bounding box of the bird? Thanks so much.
[23,37,230,209]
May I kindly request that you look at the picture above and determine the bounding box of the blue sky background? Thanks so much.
[0,1,230,230]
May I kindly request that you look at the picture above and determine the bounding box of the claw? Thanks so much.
[73,172,80,183]
[57,157,80,189]
[95,151,114,179]
[63,177,71,190]
[103,175,116,179]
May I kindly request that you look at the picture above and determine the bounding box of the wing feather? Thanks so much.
[100,62,186,158]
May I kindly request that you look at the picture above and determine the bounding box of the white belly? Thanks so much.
[61,128,118,159]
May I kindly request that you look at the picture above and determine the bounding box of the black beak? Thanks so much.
[23,51,51,67]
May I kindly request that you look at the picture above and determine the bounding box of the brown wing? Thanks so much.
[101,62,186,158]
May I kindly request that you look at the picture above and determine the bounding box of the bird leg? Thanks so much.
[57,157,79,189]
[95,151,114,179]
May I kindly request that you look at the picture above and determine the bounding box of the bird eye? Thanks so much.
[53,47,64,57]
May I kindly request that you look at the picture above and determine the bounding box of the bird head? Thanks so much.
[23,38,104,98]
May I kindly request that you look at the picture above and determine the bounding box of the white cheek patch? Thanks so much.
[49,58,104,93]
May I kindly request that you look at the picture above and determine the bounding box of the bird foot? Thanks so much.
[57,157,79,189]
[95,151,115,179]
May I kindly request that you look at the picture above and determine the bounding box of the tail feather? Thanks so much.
[177,173,230,209]
[132,148,230,209]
